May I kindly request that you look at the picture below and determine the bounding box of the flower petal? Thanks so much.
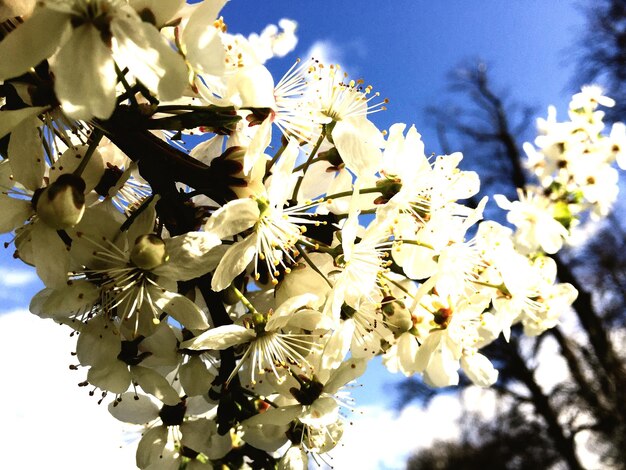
[333,118,382,179]
[0,8,69,80]
[152,288,210,330]
[87,361,132,394]
[180,324,255,351]
[111,17,188,101]
[211,233,258,291]
[7,116,45,191]
[244,404,302,426]
[0,106,48,140]
[324,358,367,395]
[153,232,223,281]
[108,392,160,424]
[131,366,180,406]
[204,198,260,239]
[29,280,99,319]
[179,356,215,397]
[136,425,168,469]
[53,24,117,120]
[31,222,69,288]
[182,0,227,76]
[0,195,32,233]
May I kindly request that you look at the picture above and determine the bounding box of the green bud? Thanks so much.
[553,200,573,230]
[130,234,169,270]
[35,174,86,229]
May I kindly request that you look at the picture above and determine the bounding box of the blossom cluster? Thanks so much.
[0,2,622,469]
[496,85,626,256]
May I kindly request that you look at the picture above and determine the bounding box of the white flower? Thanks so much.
[495,189,568,254]
[460,352,498,387]
[205,139,322,291]
[307,62,386,180]
[181,294,329,384]
[109,393,231,468]
[0,0,188,119]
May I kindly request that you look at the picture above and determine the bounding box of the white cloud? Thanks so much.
[329,388,498,470]
[305,40,344,66]
[0,311,136,470]
[0,266,38,287]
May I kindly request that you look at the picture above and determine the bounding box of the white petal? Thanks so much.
[153,231,222,281]
[152,288,210,330]
[0,106,48,140]
[324,358,367,394]
[460,352,498,387]
[181,324,255,351]
[129,0,185,26]
[131,366,180,406]
[285,309,332,332]
[0,195,31,233]
[204,198,260,239]
[267,138,299,208]
[321,320,354,370]
[125,196,158,245]
[211,233,258,291]
[333,118,382,179]
[75,314,120,366]
[226,64,276,108]
[300,396,338,427]
[53,24,117,120]
[244,404,302,427]
[108,392,160,424]
[179,356,215,397]
[182,0,227,76]
[0,8,69,80]
[31,222,69,288]
[7,116,44,191]
[266,293,319,330]
[279,446,308,470]
[136,425,168,469]
[29,280,99,319]
[48,145,105,192]
[112,18,188,101]
[87,361,132,394]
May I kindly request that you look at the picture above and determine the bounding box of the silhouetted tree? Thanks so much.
[403,63,626,470]
[575,0,626,122]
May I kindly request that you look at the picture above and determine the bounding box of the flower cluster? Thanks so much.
[0,2,623,469]
[496,86,626,254]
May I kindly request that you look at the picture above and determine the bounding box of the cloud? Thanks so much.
[0,266,38,287]
[329,387,498,469]
[0,311,136,469]
[305,40,344,65]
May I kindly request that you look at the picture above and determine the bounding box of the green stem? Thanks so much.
[265,140,288,175]
[291,130,326,200]
[293,155,326,172]
[323,186,383,201]
[471,279,507,293]
[231,286,261,316]
[382,274,415,298]
[74,128,104,177]
[395,239,435,251]
[114,63,138,108]
[298,246,334,288]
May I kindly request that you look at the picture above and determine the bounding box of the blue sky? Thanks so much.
[217,0,588,411]
[0,2,595,469]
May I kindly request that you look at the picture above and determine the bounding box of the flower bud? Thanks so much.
[130,234,169,270]
[381,296,412,333]
[35,173,86,229]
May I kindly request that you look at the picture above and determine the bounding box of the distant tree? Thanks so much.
[402,63,626,470]
[407,405,562,470]
[575,0,626,122]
